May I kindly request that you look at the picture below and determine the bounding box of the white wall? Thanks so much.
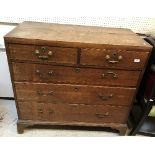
[1,17,155,34]
[0,0,155,17]
[0,52,13,97]
[0,25,15,97]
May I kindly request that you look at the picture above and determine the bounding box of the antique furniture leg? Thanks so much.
[115,126,127,136]
[17,121,32,134]
[17,122,25,134]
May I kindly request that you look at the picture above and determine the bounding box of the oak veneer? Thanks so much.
[15,82,136,106]
[12,62,140,87]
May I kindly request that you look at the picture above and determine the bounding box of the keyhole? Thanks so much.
[41,47,46,53]
[113,53,117,56]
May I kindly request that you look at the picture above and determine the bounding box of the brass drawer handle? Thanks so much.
[101,71,118,78]
[48,51,53,56]
[105,54,123,64]
[49,109,54,114]
[34,47,53,60]
[38,109,43,114]
[98,93,113,101]
[95,112,109,118]
[37,90,53,96]
[74,87,79,92]
[35,69,54,79]
[71,104,78,108]
[75,68,80,72]
[35,69,47,79]
[38,55,49,60]
[108,60,119,63]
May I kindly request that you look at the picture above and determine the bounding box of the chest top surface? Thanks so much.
[4,21,151,50]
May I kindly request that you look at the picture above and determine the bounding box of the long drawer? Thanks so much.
[12,62,140,87]
[8,44,78,65]
[15,82,136,106]
[80,48,149,69]
[18,102,130,124]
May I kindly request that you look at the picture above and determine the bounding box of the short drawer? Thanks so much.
[9,44,77,65]
[18,102,130,124]
[12,62,140,87]
[15,82,136,106]
[80,48,149,69]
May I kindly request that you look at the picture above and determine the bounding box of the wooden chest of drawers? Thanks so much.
[4,22,152,135]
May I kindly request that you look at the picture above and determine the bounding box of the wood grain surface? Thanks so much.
[18,101,129,124]
[9,44,78,65]
[15,82,136,106]
[12,62,141,87]
[4,22,151,50]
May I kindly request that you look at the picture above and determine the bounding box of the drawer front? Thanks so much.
[12,62,140,87]
[18,102,129,124]
[80,48,149,69]
[15,82,136,106]
[18,100,35,120]
[9,44,77,65]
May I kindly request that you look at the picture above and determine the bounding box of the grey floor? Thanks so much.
[0,99,119,137]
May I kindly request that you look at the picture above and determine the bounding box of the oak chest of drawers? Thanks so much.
[4,22,152,135]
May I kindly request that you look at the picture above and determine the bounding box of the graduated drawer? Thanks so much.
[15,82,136,106]
[18,102,129,124]
[80,48,149,69]
[12,62,140,87]
[8,44,77,65]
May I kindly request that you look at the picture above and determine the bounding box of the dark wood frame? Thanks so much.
[129,35,155,136]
